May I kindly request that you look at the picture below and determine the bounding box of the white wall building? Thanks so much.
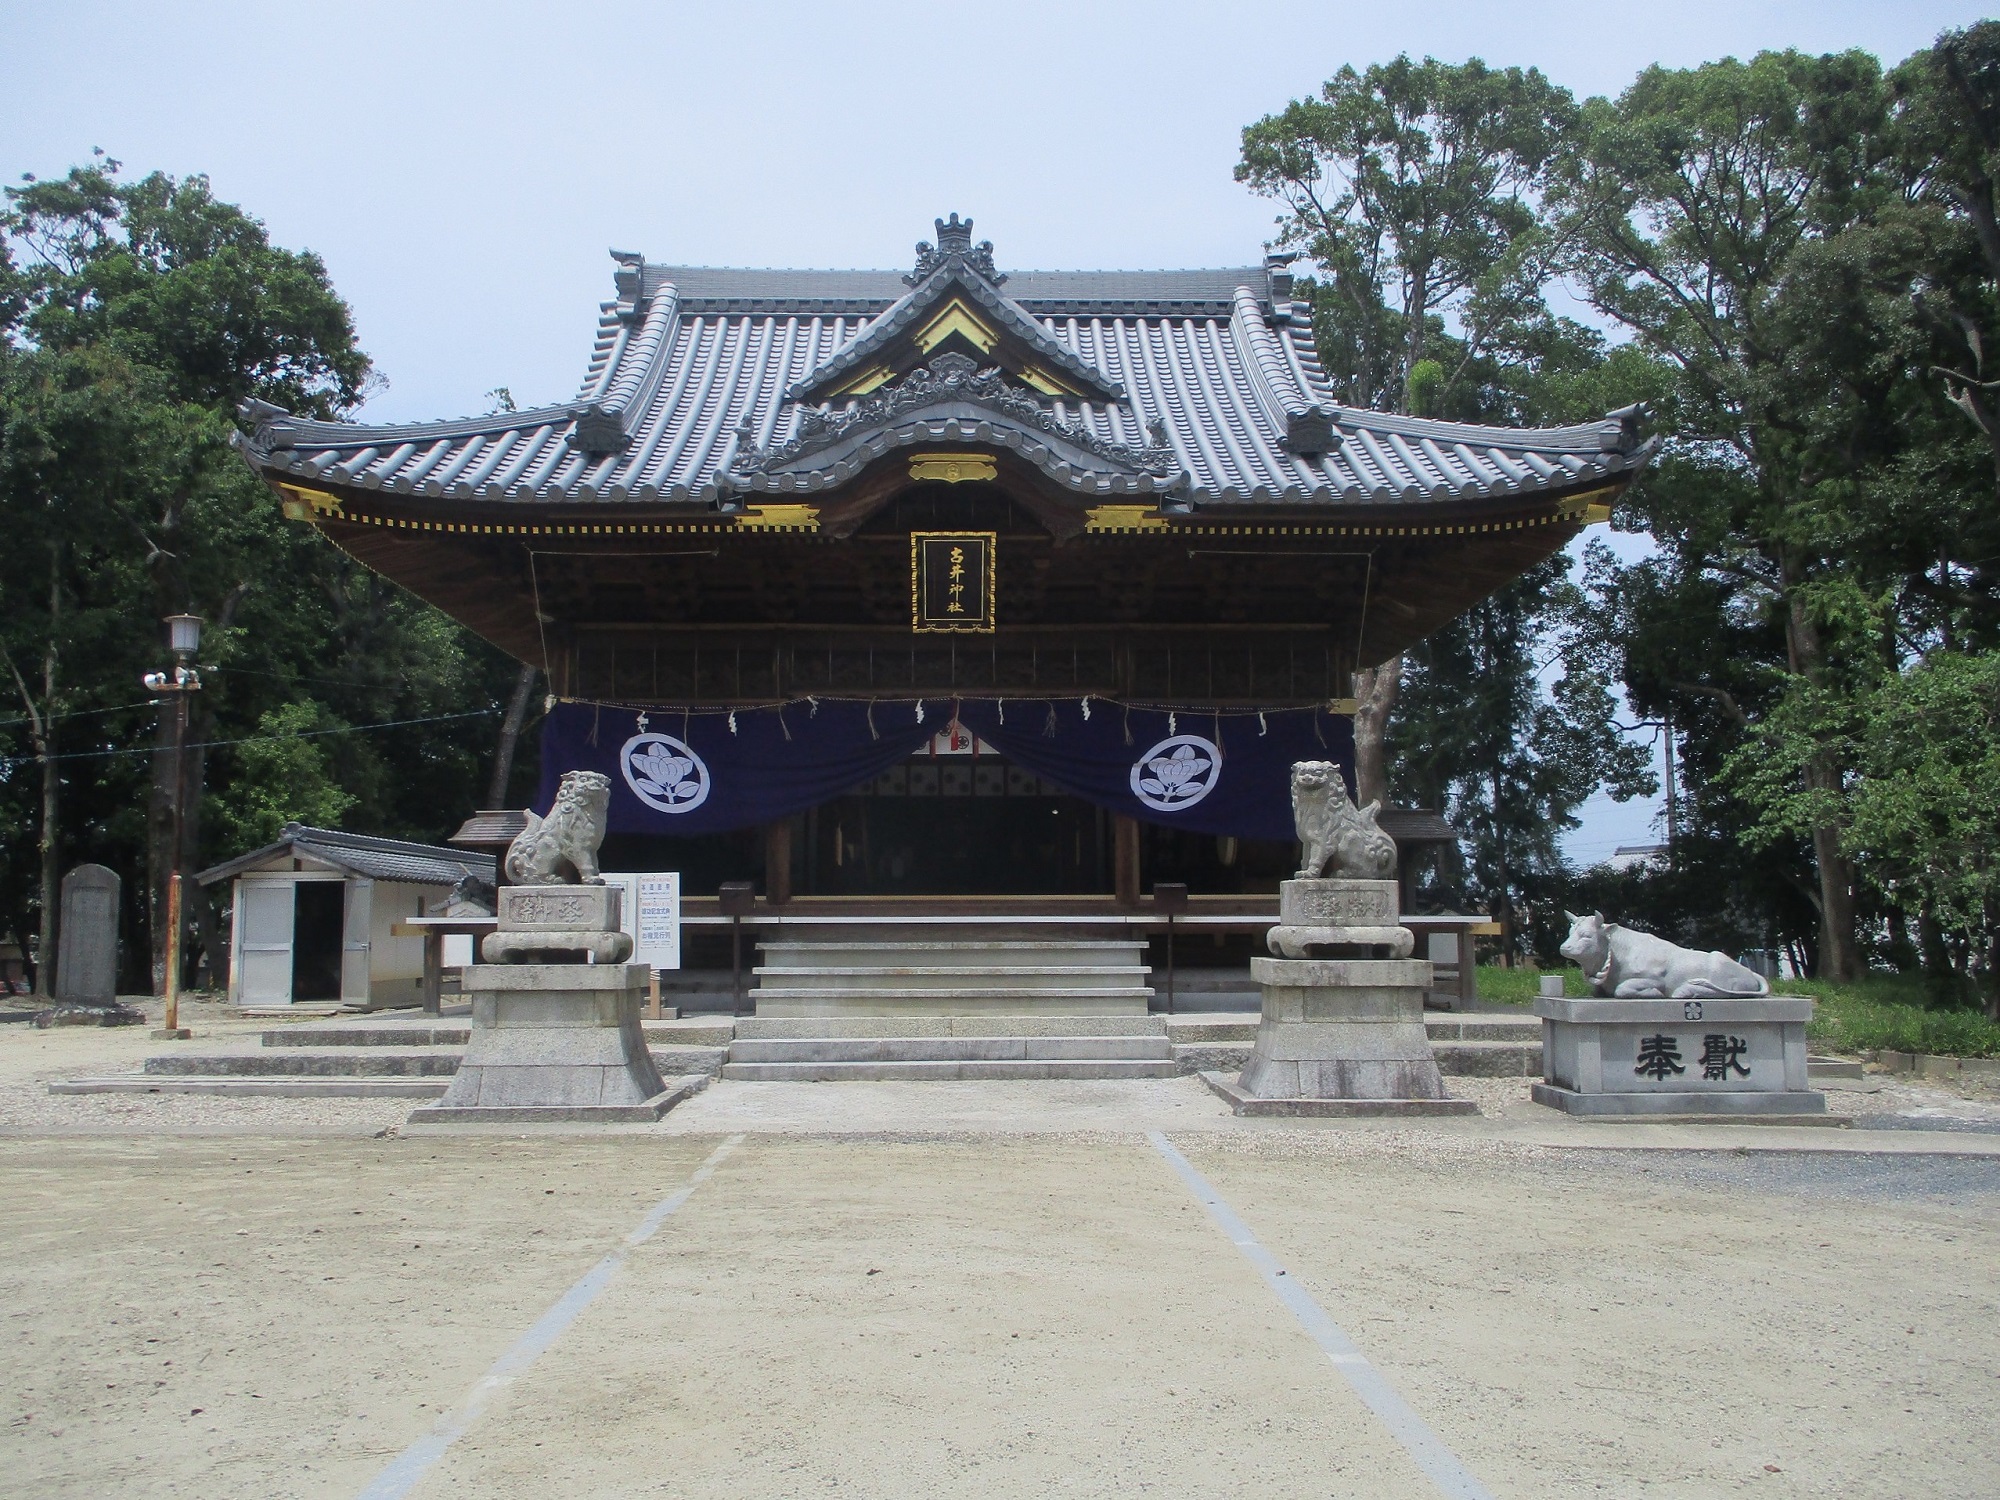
[198,824,494,1010]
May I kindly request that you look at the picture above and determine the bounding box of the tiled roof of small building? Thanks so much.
[235,217,1652,511]
[197,824,496,888]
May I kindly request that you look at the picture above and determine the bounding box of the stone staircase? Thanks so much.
[750,935,1153,1017]
[50,1007,1550,1096]
[722,1015,1176,1081]
[49,1016,732,1099]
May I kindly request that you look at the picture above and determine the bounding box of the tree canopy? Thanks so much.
[0,160,532,993]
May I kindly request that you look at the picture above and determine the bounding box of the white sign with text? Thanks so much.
[604,872,682,970]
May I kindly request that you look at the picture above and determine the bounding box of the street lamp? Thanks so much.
[144,614,203,1037]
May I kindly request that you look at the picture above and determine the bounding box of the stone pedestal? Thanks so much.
[406,961,684,1125]
[1533,995,1828,1118]
[484,885,632,965]
[1267,878,1413,959]
[1204,880,1477,1117]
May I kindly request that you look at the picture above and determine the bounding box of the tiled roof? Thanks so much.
[197,824,496,888]
[235,222,1653,511]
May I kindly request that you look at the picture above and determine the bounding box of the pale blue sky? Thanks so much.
[4,0,1984,860]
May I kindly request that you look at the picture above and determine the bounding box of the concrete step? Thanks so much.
[752,988,1160,1012]
[263,1025,468,1048]
[1432,1039,1541,1077]
[146,1048,460,1078]
[730,1035,1172,1064]
[752,990,1153,1018]
[758,941,1145,953]
[1169,1037,1541,1078]
[262,1019,737,1049]
[129,1044,731,1083]
[752,976,1160,988]
[50,1075,449,1098]
[739,1016,1166,1039]
[719,1058,1180,1082]
[1424,1015,1541,1041]
[1162,1015,1541,1045]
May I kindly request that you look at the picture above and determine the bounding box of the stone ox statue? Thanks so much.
[504,770,612,886]
[1559,911,1770,999]
[1291,761,1396,880]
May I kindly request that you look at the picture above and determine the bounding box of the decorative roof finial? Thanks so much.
[906,212,1006,287]
[936,213,974,257]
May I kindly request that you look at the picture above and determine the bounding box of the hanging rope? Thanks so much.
[866,700,878,740]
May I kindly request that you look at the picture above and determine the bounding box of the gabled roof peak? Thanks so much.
[789,236,1127,406]
[907,212,1003,287]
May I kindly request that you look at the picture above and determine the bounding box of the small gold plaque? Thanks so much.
[908,451,998,484]
[911,531,996,633]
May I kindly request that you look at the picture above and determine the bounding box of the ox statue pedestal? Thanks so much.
[1533,994,1829,1119]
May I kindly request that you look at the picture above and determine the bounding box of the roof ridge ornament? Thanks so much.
[906,213,1006,288]
[735,351,1177,482]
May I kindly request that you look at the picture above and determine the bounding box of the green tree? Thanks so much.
[1726,652,2000,1007]
[1394,558,1655,957]
[1556,49,1907,979]
[207,703,357,851]
[0,160,526,993]
[1237,54,1590,835]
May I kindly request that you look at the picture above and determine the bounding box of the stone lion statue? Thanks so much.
[1559,911,1770,999]
[504,770,612,886]
[1291,760,1396,880]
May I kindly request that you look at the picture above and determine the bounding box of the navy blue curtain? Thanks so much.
[536,698,1352,843]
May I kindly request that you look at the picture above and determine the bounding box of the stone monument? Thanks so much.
[407,772,692,1124]
[36,865,144,1027]
[1535,912,1826,1117]
[1204,762,1476,1116]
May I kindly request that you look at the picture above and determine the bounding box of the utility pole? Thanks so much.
[145,614,202,1039]
[1663,708,1677,871]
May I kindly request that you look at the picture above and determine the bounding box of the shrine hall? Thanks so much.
[235,214,1653,1008]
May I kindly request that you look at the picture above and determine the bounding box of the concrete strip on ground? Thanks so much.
[355,1134,742,1500]
[1148,1130,1495,1500]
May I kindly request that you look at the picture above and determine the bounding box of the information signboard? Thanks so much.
[603,872,681,970]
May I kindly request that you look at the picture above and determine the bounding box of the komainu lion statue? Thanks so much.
[504,770,612,886]
[1559,911,1770,999]
[1291,760,1396,880]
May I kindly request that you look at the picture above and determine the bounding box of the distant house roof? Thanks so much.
[196,824,496,889]
[1379,809,1459,846]
[233,215,1654,513]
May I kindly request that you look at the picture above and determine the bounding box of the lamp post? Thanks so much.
[144,614,202,1037]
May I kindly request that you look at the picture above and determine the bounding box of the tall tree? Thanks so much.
[0,160,524,993]
[1557,50,1900,980]
[1237,55,1582,810]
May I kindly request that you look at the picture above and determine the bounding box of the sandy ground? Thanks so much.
[3,1009,1999,1498]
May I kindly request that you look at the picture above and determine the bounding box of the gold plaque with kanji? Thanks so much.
[910,531,995,633]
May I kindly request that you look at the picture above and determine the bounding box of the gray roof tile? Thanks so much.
[236,234,1651,511]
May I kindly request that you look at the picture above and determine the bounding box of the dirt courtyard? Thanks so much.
[3,1085,1998,1498]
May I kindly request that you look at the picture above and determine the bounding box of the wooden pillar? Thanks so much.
[1113,815,1140,907]
[765,820,793,905]
[421,930,443,1016]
